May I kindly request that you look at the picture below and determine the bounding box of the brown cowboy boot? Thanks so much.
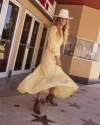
[45,94,58,106]
[34,99,41,114]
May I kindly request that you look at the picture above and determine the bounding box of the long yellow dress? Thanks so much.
[17,26,79,98]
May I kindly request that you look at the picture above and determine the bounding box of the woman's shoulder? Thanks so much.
[50,25,57,32]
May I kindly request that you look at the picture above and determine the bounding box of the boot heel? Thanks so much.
[45,97,49,103]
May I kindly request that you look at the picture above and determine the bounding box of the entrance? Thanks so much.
[0,0,22,78]
[12,9,41,75]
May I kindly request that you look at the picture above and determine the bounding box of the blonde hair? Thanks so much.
[55,17,69,45]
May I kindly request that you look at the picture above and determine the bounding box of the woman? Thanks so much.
[17,9,79,115]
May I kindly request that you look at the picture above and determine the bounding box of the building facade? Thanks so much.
[0,0,100,84]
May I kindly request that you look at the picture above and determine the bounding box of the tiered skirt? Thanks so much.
[17,59,79,98]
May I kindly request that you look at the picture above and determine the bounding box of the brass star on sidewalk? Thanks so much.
[70,95,74,98]
[67,103,82,109]
[94,98,98,101]
[60,110,66,113]
[75,91,80,94]
[81,119,100,125]
[31,114,56,125]
[96,88,99,90]
[81,89,87,92]
[14,104,20,107]
[96,114,100,117]
[33,98,45,105]
[41,99,45,105]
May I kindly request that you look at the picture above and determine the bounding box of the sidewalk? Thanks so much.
[0,73,100,125]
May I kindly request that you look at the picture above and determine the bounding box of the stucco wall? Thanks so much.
[78,6,100,41]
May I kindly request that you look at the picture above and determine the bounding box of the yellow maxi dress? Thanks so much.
[17,26,79,98]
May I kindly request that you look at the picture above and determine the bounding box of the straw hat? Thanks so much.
[54,9,74,19]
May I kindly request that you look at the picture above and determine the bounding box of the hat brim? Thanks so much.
[54,15,74,19]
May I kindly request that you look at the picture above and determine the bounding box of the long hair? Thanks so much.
[55,17,69,45]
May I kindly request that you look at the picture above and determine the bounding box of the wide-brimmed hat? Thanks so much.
[54,9,74,19]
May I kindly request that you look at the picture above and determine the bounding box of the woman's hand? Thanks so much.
[55,55,62,67]
[56,60,61,67]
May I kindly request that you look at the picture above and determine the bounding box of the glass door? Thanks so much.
[12,9,41,75]
[0,0,22,78]
[35,24,49,67]
[24,20,40,70]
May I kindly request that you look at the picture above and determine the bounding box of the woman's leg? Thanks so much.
[37,91,43,100]
[49,87,55,95]
[34,91,43,115]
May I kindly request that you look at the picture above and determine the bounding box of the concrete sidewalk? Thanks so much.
[0,73,100,125]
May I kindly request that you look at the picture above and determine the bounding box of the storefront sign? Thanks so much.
[29,0,57,22]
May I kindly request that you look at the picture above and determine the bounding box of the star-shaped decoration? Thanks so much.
[87,101,93,104]
[96,114,100,117]
[60,110,66,113]
[33,98,45,105]
[70,95,74,98]
[14,104,20,107]
[94,98,98,101]
[31,114,56,125]
[96,88,99,90]
[80,119,100,125]
[81,89,87,92]
[75,91,80,94]
[67,103,82,109]
[41,99,45,105]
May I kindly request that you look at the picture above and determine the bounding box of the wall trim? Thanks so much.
[69,74,99,85]
[28,0,55,22]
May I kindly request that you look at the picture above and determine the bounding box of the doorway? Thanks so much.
[12,9,41,75]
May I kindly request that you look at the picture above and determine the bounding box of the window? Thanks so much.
[63,36,76,56]
[63,37,100,62]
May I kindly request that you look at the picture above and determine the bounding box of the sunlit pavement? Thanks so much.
[0,73,100,125]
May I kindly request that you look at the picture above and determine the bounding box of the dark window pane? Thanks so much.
[14,45,26,70]
[63,36,77,56]
[20,14,32,45]
[25,48,34,69]
[40,27,47,47]
[35,48,42,67]
[30,21,40,47]
[0,0,3,13]
[35,26,47,67]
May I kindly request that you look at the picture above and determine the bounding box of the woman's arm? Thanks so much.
[48,26,61,67]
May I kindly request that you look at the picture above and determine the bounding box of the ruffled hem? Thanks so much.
[17,72,79,98]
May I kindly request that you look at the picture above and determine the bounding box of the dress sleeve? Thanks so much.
[48,26,59,56]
